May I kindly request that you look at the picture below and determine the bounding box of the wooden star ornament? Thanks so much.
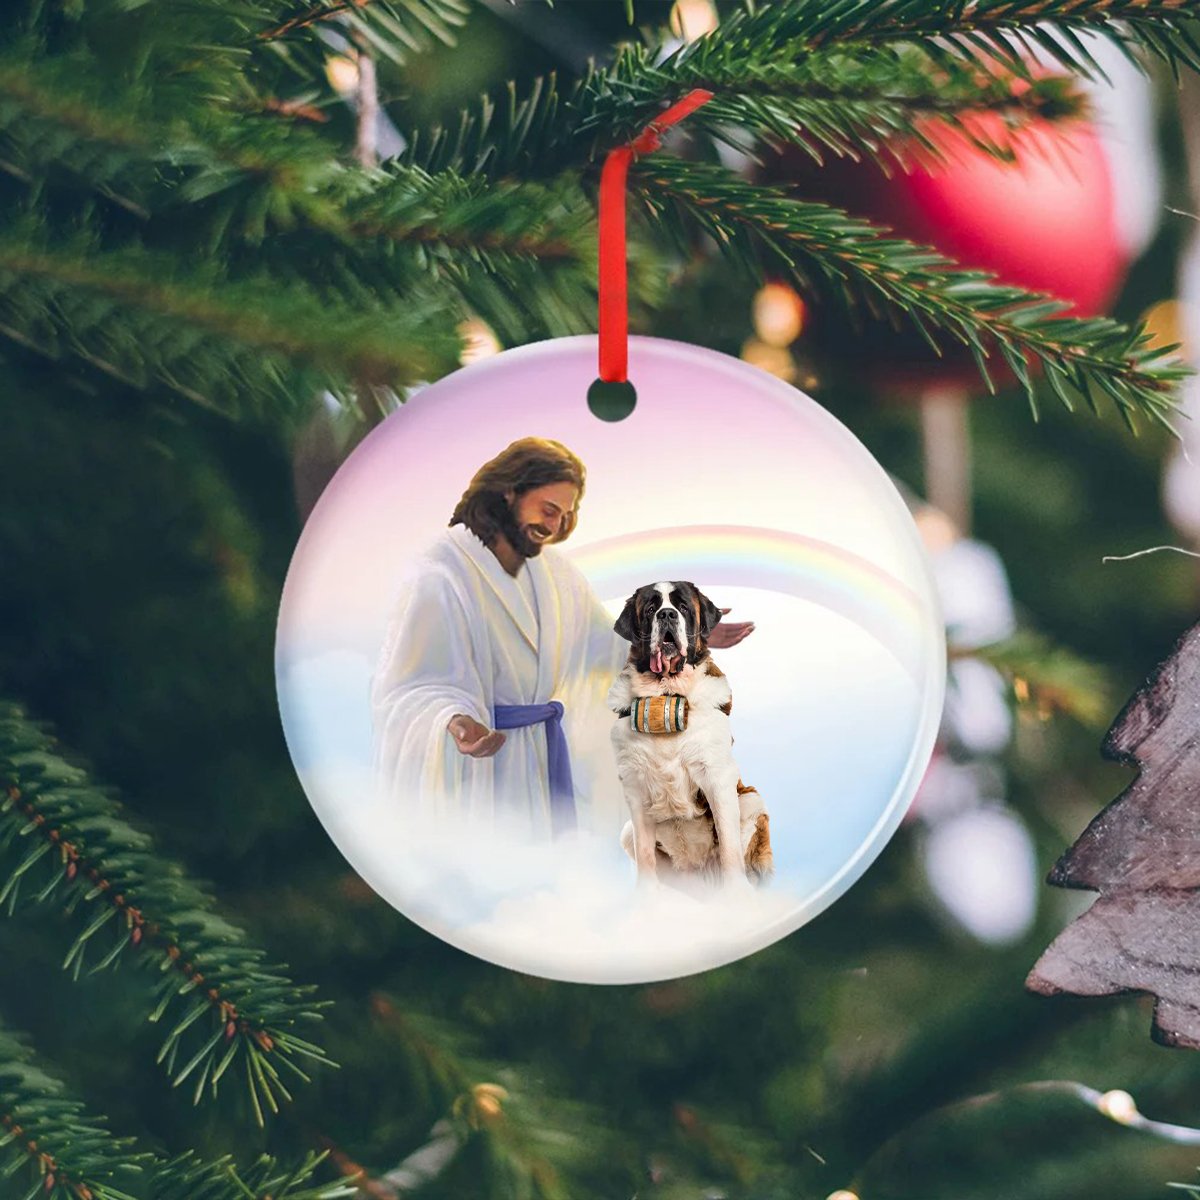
[1026,620,1200,1048]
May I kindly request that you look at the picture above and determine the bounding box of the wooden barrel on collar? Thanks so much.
[630,695,689,734]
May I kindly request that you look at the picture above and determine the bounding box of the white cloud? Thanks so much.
[316,796,807,983]
[278,649,374,771]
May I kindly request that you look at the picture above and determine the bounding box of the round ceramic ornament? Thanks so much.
[275,333,946,983]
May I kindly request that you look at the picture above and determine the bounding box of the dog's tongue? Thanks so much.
[650,648,664,675]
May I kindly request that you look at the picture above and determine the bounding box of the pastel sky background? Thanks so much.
[275,337,946,981]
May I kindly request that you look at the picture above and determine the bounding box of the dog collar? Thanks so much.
[614,692,686,717]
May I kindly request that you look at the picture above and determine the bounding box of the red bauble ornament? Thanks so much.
[773,90,1129,534]
[779,101,1128,397]
[875,112,1124,317]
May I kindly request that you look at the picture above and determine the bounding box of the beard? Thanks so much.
[489,494,553,558]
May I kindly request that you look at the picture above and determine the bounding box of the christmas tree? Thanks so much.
[4,1,1200,1198]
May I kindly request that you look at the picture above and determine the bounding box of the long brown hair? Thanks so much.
[450,438,586,546]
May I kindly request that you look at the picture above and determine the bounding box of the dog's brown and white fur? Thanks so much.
[608,581,773,890]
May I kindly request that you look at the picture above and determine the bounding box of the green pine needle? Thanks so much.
[400,1,1200,175]
[653,44,1088,165]
[0,231,462,420]
[0,1018,354,1198]
[966,630,1116,730]
[154,1150,358,1199]
[0,701,335,1120]
[632,155,1188,431]
[9,2,1194,433]
[703,0,1200,82]
[0,1023,148,1200]
[257,0,472,66]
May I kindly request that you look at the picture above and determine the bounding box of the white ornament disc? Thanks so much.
[276,336,945,982]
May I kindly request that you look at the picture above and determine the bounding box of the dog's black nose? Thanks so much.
[655,610,674,623]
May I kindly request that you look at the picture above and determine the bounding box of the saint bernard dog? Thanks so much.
[607,581,773,890]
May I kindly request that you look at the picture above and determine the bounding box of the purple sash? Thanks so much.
[493,701,576,835]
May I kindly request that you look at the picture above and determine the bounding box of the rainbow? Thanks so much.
[567,525,936,683]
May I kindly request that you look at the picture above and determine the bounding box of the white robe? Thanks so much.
[369,525,629,840]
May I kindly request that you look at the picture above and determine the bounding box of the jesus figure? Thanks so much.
[368,437,753,840]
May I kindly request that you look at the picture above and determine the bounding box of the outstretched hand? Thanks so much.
[708,607,755,650]
[448,714,506,757]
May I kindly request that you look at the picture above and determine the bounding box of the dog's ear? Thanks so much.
[696,588,722,638]
[614,592,640,642]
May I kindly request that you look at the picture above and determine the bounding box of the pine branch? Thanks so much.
[16,0,468,96]
[0,48,360,236]
[258,0,471,67]
[698,0,1200,81]
[262,0,370,39]
[7,0,1194,429]
[241,164,606,346]
[0,52,587,348]
[11,3,244,102]
[655,46,1087,165]
[580,42,1091,171]
[0,1022,148,1200]
[0,24,1087,371]
[320,1122,461,1198]
[364,997,586,1200]
[0,55,160,216]
[0,701,335,1125]
[153,1150,358,1200]
[313,164,604,339]
[400,69,590,178]
[345,163,589,260]
[0,48,358,248]
[0,53,603,342]
[1172,1172,1200,1198]
[0,1017,355,1200]
[631,156,1188,430]
[0,50,595,262]
[400,3,1177,180]
[9,0,1195,230]
[0,233,461,419]
[967,630,1116,729]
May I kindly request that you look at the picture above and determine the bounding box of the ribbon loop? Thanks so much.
[595,90,714,392]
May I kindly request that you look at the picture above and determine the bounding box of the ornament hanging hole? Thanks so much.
[587,378,637,422]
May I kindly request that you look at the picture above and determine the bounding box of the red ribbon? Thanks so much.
[597,89,714,384]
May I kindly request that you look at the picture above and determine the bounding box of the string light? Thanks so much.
[457,317,502,365]
[1098,1089,1138,1125]
[964,1081,1200,1145]
[1140,298,1187,356]
[669,0,719,42]
[471,1082,507,1123]
[913,503,960,554]
[752,282,807,347]
[324,54,360,95]
[1082,1083,1200,1143]
[795,363,821,393]
[853,1081,1200,1200]
[740,337,796,383]
[452,1082,508,1129]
